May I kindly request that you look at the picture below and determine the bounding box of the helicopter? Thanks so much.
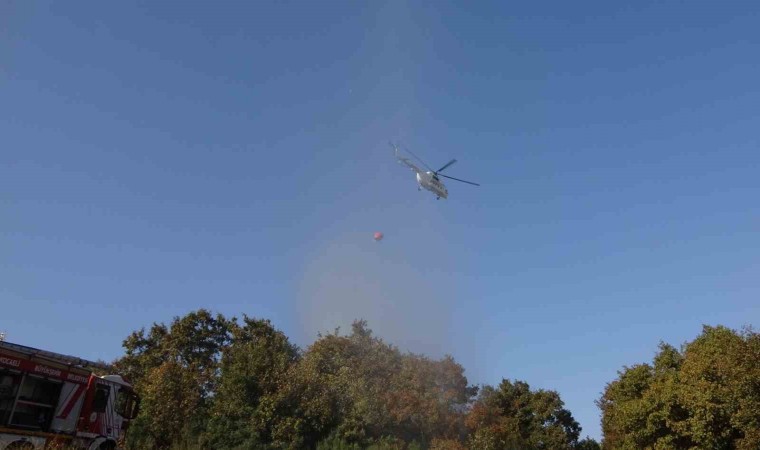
[390,142,480,199]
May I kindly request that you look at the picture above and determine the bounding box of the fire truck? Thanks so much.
[0,341,139,450]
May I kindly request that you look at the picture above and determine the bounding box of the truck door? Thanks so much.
[50,381,88,433]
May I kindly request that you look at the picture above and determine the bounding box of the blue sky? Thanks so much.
[2,1,759,440]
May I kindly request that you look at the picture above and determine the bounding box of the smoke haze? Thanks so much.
[296,230,459,357]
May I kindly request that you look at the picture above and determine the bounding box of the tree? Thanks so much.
[332,321,476,447]
[114,310,233,449]
[599,325,760,449]
[466,380,581,450]
[576,437,601,450]
[263,320,478,449]
[203,316,300,449]
[266,320,403,448]
[115,313,598,449]
[430,438,468,450]
[128,359,205,448]
[385,353,477,444]
[265,335,348,449]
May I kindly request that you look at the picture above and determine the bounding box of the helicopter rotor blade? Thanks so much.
[439,174,480,186]
[403,146,435,172]
[436,159,457,173]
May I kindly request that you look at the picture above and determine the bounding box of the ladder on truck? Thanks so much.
[0,340,111,371]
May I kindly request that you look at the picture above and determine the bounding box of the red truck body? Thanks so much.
[0,341,139,450]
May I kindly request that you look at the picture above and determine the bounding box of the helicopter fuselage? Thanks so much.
[416,171,448,199]
[393,145,476,199]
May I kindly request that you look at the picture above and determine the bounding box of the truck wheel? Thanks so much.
[98,441,117,450]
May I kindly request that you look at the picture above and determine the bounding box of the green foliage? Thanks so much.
[599,325,760,449]
[113,311,755,450]
[316,434,417,450]
[117,314,481,449]
[317,434,363,450]
[203,315,300,449]
[576,437,601,450]
[117,309,233,449]
[465,379,581,450]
